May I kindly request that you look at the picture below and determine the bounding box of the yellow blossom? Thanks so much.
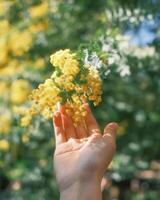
[0,139,10,152]
[11,79,31,104]
[22,133,29,143]
[29,2,48,18]
[21,115,32,127]
[28,21,48,33]
[12,106,28,115]
[9,30,32,56]
[0,37,8,65]
[35,58,45,69]
[117,121,128,136]
[28,78,61,118]
[0,60,22,76]
[0,1,10,16]
[50,49,79,76]
[0,81,9,98]
[22,49,102,126]
[0,20,10,36]
[86,67,102,106]
[0,113,11,134]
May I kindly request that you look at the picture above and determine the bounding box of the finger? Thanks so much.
[84,103,100,135]
[58,103,78,139]
[103,122,119,140]
[61,113,77,140]
[75,120,88,139]
[57,102,66,114]
[53,111,66,146]
[103,123,118,153]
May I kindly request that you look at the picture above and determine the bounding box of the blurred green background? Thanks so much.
[0,0,160,199]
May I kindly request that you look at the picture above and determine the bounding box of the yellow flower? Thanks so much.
[0,113,11,134]
[11,79,31,104]
[0,60,21,76]
[22,133,29,143]
[21,115,32,127]
[117,121,128,136]
[21,78,61,124]
[35,58,45,69]
[22,49,102,126]
[9,30,32,56]
[0,139,9,152]
[0,81,9,98]
[0,1,9,16]
[50,49,79,76]
[28,21,48,33]
[86,67,102,106]
[29,2,48,18]
[0,37,8,65]
[12,106,28,115]
[0,20,10,36]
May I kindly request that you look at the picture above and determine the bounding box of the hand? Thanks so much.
[53,104,118,200]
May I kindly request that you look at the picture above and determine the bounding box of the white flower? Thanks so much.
[83,49,89,65]
[102,43,111,52]
[108,53,120,65]
[117,65,131,77]
[108,57,115,65]
[104,69,111,76]
[83,49,103,69]
[90,52,103,69]
[131,46,155,58]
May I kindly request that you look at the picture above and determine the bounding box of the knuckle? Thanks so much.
[91,129,101,134]
[91,133,101,141]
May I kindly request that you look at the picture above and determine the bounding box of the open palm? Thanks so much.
[53,104,118,192]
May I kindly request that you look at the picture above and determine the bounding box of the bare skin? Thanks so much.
[53,103,118,200]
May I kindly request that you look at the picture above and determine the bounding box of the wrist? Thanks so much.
[60,176,102,200]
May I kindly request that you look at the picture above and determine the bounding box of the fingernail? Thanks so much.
[57,102,61,110]
[108,122,119,130]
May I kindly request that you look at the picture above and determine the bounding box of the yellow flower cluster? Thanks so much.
[11,80,31,104]
[0,1,51,131]
[29,2,48,18]
[21,49,102,126]
[0,139,9,152]
[0,79,30,105]
[0,81,9,99]
[0,1,49,76]
[9,30,32,56]
[50,49,80,76]
[0,113,11,134]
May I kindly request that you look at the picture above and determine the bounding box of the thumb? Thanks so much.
[103,122,119,139]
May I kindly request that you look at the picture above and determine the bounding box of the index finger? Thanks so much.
[53,111,66,146]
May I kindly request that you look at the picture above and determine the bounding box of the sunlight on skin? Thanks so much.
[53,103,118,200]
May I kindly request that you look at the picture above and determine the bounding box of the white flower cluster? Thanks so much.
[130,46,155,59]
[83,32,156,78]
[100,34,131,77]
[100,33,156,77]
[116,34,156,59]
[83,49,103,69]
[83,49,111,77]
[105,8,154,25]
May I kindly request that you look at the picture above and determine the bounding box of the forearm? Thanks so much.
[60,178,102,200]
